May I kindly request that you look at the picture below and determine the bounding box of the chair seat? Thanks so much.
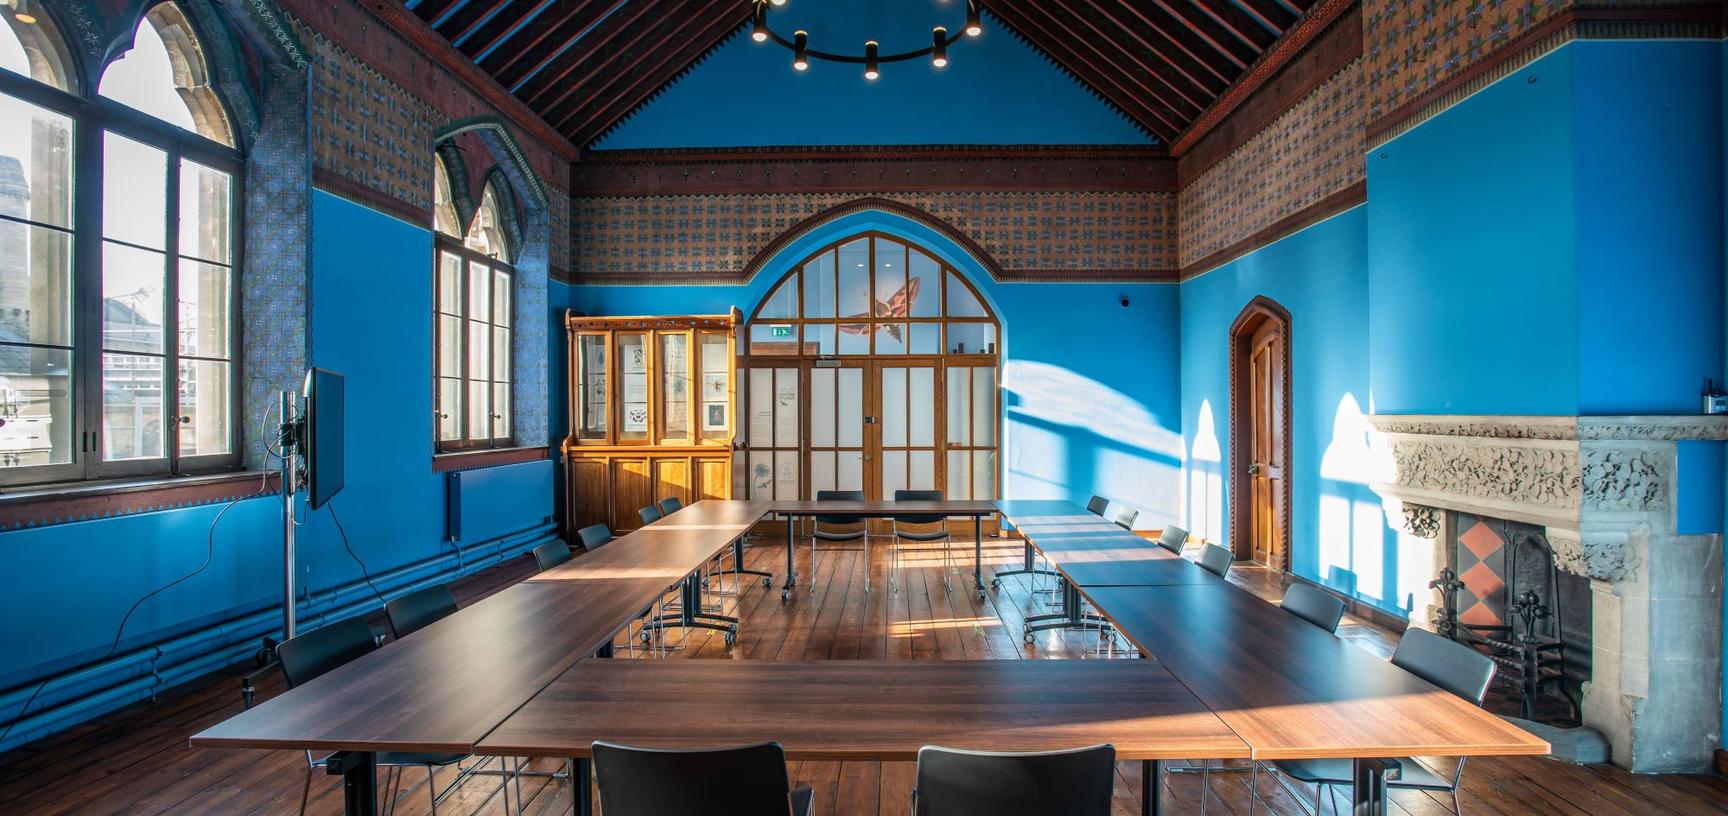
[377,751,469,768]
[814,528,867,542]
[1271,757,1452,791]
[896,529,950,542]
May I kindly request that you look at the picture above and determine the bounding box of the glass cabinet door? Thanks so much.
[575,333,609,440]
[617,332,649,441]
[697,331,730,441]
[659,332,691,441]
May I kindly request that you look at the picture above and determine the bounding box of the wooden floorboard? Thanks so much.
[1,535,1723,815]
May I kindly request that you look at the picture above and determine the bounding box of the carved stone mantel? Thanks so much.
[1367,414,1726,773]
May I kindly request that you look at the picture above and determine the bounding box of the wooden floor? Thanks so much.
[3,536,1726,815]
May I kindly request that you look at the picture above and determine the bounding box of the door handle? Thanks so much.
[1247,463,1261,476]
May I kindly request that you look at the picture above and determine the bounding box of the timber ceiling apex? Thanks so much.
[402,0,1327,149]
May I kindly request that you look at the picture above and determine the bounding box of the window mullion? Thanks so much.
[74,111,104,477]
[163,139,182,473]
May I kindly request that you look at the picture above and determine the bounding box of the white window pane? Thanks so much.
[772,368,798,448]
[177,259,229,359]
[757,272,798,319]
[837,450,864,492]
[945,271,987,317]
[492,382,510,439]
[880,367,906,447]
[438,315,462,377]
[973,450,995,500]
[909,450,935,491]
[801,252,835,318]
[438,377,462,440]
[947,450,969,500]
[102,353,164,460]
[0,345,73,467]
[3,223,73,346]
[837,323,869,355]
[881,450,906,499]
[492,326,510,382]
[836,239,869,318]
[102,242,166,353]
[874,323,906,355]
[102,132,166,249]
[466,380,488,440]
[908,323,940,354]
[748,450,772,500]
[908,367,934,447]
[178,160,230,264]
[467,319,489,379]
[809,367,835,448]
[176,358,229,456]
[492,269,511,326]
[661,334,688,439]
[946,368,967,446]
[98,18,198,133]
[438,253,462,315]
[468,261,490,322]
[837,368,863,448]
[873,237,905,310]
[748,368,772,448]
[908,249,940,318]
[773,450,798,501]
[0,93,74,228]
[947,322,995,355]
[972,366,995,446]
[748,323,800,356]
[809,451,836,497]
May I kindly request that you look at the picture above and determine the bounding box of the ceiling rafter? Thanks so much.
[568,13,750,146]
[485,0,623,88]
[990,2,1204,120]
[544,0,742,130]
[1054,1,1226,99]
[515,0,671,105]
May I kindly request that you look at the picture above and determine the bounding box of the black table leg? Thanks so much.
[1351,757,1399,815]
[1142,759,1160,816]
[326,751,377,816]
[973,514,985,599]
[574,757,592,816]
[782,514,798,599]
[594,641,613,659]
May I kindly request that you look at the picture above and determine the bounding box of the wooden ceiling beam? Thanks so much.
[1070,0,1233,94]
[997,0,1206,116]
[412,0,467,26]
[485,0,621,89]
[462,0,558,60]
[545,0,739,131]
[1141,0,1257,69]
[516,0,668,105]
[437,0,516,47]
[982,3,1182,141]
[563,10,749,146]
[1184,0,1278,51]
[1235,0,1299,33]
[1110,0,1247,74]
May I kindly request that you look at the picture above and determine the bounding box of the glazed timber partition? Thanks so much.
[190,499,1546,816]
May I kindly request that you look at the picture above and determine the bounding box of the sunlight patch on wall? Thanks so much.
[1186,400,1223,543]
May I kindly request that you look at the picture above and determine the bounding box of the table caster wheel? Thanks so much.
[640,630,652,644]
[763,576,773,588]
[990,578,1001,589]
[1023,631,1035,645]
[724,631,736,645]
[781,588,791,602]
[978,590,986,602]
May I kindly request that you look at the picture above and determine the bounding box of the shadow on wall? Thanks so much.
[1002,360,1183,529]
[1317,393,1432,616]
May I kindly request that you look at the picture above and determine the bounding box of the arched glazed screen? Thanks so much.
[433,159,516,450]
[742,233,1001,510]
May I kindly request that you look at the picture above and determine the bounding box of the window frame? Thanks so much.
[433,233,514,453]
[0,43,245,488]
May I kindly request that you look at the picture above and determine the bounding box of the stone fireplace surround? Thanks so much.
[1367,415,1725,773]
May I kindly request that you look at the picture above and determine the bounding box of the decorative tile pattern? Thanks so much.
[570,191,1177,283]
[1454,514,1509,628]
[302,24,440,212]
[1178,60,1366,269]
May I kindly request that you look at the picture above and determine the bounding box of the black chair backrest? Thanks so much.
[533,540,573,571]
[1155,524,1188,554]
[657,497,683,516]
[385,584,456,640]
[1197,543,1232,578]
[277,616,376,689]
[577,524,614,551]
[1281,583,1346,634]
[593,741,797,816]
[815,489,866,525]
[1392,628,1497,704]
[638,505,664,525]
[913,744,1116,816]
[1111,507,1139,531]
[1085,495,1109,516]
[894,489,946,525]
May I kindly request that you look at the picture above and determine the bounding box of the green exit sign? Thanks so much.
[770,325,793,338]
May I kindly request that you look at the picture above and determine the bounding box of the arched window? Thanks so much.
[740,233,1001,503]
[433,159,515,451]
[0,2,242,485]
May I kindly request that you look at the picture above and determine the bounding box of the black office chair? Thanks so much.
[533,540,573,571]
[1281,583,1346,634]
[576,523,613,551]
[384,584,457,640]
[638,504,664,526]
[276,618,499,816]
[1085,495,1110,516]
[592,741,813,816]
[1258,629,1496,816]
[657,497,683,516]
[1197,543,1232,578]
[812,489,869,590]
[911,744,1116,816]
[1155,524,1189,555]
[1111,506,1140,531]
[893,489,952,591]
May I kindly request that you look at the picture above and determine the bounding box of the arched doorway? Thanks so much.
[1228,296,1292,571]
[739,232,1002,526]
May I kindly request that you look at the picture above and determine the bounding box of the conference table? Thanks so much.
[190,498,1547,816]
[765,499,1000,600]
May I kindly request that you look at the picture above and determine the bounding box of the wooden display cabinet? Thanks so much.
[564,309,741,533]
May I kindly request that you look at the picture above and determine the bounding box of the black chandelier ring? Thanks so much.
[750,0,983,77]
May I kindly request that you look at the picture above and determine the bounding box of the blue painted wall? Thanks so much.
[0,192,555,751]
[595,8,1150,148]
[565,209,1184,528]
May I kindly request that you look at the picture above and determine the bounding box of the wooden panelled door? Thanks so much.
[1247,320,1286,568]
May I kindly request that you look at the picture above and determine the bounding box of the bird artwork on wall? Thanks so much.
[839,276,920,341]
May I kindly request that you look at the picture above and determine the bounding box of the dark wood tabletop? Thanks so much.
[528,527,744,584]
[994,500,1208,587]
[477,659,1250,761]
[1082,584,1550,760]
[994,499,1120,524]
[765,499,999,517]
[189,579,669,754]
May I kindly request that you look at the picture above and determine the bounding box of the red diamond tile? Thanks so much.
[1458,601,1503,628]
[1459,522,1505,561]
[1459,560,1505,601]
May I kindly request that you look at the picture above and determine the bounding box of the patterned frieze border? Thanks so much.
[1367,414,1728,441]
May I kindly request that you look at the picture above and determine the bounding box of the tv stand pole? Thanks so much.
[280,390,300,642]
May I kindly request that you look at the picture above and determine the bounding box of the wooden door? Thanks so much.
[1247,321,1286,567]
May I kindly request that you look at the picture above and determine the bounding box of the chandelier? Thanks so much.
[750,0,983,80]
